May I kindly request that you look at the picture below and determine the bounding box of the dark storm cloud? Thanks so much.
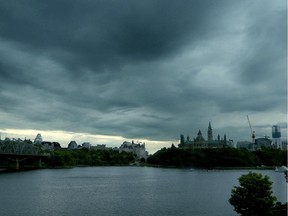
[0,0,286,143]
[0,0,231,72]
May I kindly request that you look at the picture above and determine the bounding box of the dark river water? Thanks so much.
[0,167,286,216]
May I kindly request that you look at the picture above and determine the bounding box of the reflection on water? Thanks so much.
[0,167,286,216]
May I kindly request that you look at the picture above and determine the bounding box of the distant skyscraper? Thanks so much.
[180,134,185,145]
[272,125,281,149]
[208,122,213,141]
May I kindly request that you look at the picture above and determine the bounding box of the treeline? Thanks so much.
[45,149,135,167]
[147,147,287,168]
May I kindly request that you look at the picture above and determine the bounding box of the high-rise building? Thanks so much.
[272,125,281,149]
[180,134,185,145]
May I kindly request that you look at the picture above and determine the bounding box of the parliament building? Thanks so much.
[178,122,233,149]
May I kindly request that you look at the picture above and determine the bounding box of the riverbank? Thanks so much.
[146,164,278,170]
[147,147,287,169]
[1,147,286,172]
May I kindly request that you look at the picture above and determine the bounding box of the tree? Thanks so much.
[229,172,276,216]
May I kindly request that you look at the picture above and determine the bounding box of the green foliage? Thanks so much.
[147,147,287,168]
[272,202,288,216]
[46,149,135,167]
[229,172,276,216]
[253,148,287,166]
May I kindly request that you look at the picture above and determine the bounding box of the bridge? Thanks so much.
[0,141,48,170]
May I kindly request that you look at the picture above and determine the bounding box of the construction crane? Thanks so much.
[246,115,255,145]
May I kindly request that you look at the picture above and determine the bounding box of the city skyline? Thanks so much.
[0,121,285,154]
[0,1,287,154]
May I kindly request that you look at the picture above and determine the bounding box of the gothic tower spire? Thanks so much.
[208,122,213,141]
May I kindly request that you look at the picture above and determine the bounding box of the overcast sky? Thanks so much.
[0,0,287,153]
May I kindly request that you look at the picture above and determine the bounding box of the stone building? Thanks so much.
[208,122,213,141]
[119,141,148,160]
[193,130,207,148]
[82,142,91,149]
[41,141,61,151]
[68,141,78,150]
[179,122,232,149]
[34,133,43,144]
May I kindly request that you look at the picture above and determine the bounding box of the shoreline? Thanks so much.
[0,164,281,173]
[145,164,277,170]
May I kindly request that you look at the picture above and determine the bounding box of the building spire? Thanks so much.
[208,121,213,141]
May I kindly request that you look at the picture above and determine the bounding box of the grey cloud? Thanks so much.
[277,122,288,129]
[237,2,287,85]
[0,0,232,72]
[0,0,286,143]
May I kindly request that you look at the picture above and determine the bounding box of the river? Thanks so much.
[0,167,286,216]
